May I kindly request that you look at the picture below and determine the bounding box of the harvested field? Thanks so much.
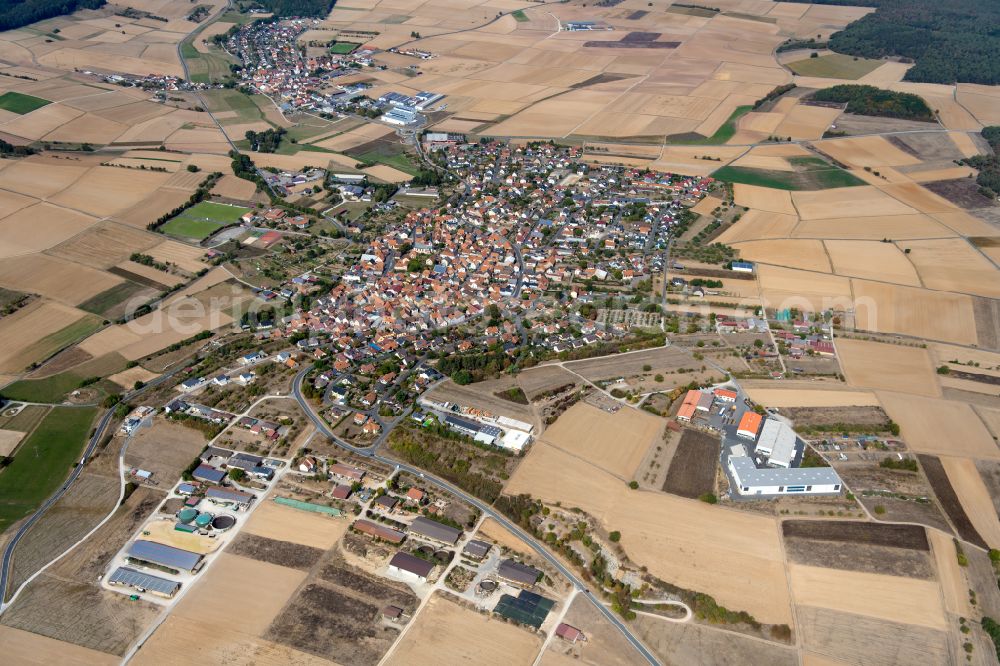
[783,535,933,579]
[0,574,160,656]
[630,614,797,666]
[123,418,207,484]
[793,186,915,220]
[5,471,118,597]
[136,553,311,665]
[266,579,400,666]
[836,339,940,397]
[46,221,159,269]
[516,364,579,400]
[0,625,118,665]
[540,402,661,479]
[782,405,889,430]
[49,167,171,218]
[211,174,257,200]
[730,239,831,272]
[505,441,793,624]
[0,255,124,307]
[902,238,1000,298]
[0,203,98,259]
[385,592,542,666]
[797,606,953,665]
[756,264,852,312]
[918,454,987,549]
[940,456,1000,550]
[45,486,165,585]
[242,498,349,550]
[928,529,972,616]
[227,533,325,571]
[823,240,921,285]
[742,387,880,408]
[476,517,532,556]
[793,213,955,241]
[0,301,98,373]
[145,240,208,274]
[782,520,929,549]
[852,281,978,346]
[0,428,22,455]
[878,392,999,460]
[661,428,718,499]
[788,563,946,629]
[732,183,796,215]
[106,365,159,390]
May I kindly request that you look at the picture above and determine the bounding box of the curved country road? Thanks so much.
[291,368,662,666]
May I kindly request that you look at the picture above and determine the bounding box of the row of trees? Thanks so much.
[146,172,222,231]
[778,0,1000,85]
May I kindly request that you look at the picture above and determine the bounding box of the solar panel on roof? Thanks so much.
[108,567,180,595]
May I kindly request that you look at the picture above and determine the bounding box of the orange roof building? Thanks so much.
[676,390,701,422]
[737,411,763,440]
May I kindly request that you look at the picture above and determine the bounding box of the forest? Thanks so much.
[777,0,1000,85]
[964,127,1000,200]
[246,0,334,17]
[245,128,285,153]
[809,85,933,121]
[0,0,104,31]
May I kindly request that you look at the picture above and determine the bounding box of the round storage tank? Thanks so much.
[211,514,236,530]
[478,580,497,592]
[177,508,198,524]
[195,512,213,528]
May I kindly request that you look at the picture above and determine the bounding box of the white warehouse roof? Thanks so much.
[729,456,841,488]
[757,418,797,467]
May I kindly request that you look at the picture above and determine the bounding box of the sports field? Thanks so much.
[0,91,51,115]
[0,406,96,532]
[328,41,359,54]
[160,201,250,240]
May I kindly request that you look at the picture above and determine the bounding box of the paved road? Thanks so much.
[0,365,189,605]
[291,369,661,665]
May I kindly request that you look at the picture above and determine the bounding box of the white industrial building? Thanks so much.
[755,419,797,468]
[727,456,842,496]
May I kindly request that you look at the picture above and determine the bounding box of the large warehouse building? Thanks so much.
[756,419,798,468]
[727,457,842,496]
[128,540,203,573]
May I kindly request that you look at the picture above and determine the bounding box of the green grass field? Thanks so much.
[712,157,866,191]
[682,106,752,145]
[511,9,529,21]
[78,281,150,317]
[15,315,103,372]
[329,41,360,54]
[786,53,883,80]
[161,201,250,240]
[0,91,51,115]
[0,406,97,532]
[1,353,127,403]
[201,89,264,123]
[0,405,49,432]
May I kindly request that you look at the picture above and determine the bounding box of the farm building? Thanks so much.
[731,261,754,273]
[737,411,763,440]
[128,540,203,573]
[676,389,701,422]
[463,539,491,560]
[205,486,255,508]
[108,567,180,598]
[756,419,798,468]
[388,551,434,582]
[727,457,842,496]
[555,623,586,643]
[354,519,406,544]
[192,465,225,484]
[330,463,365,482]
[408,516,461,545]
[498,559,541,588]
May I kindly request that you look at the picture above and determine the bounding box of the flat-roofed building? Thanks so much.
[756,419,797,468]
[727,456,842,496]
[205,486,254,508]
[108,566,181,598]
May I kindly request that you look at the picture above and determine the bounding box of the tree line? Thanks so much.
[244,0,334,17]
[0,0,104,32]
[963,126,1000,200]
[778,0,1000,85]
